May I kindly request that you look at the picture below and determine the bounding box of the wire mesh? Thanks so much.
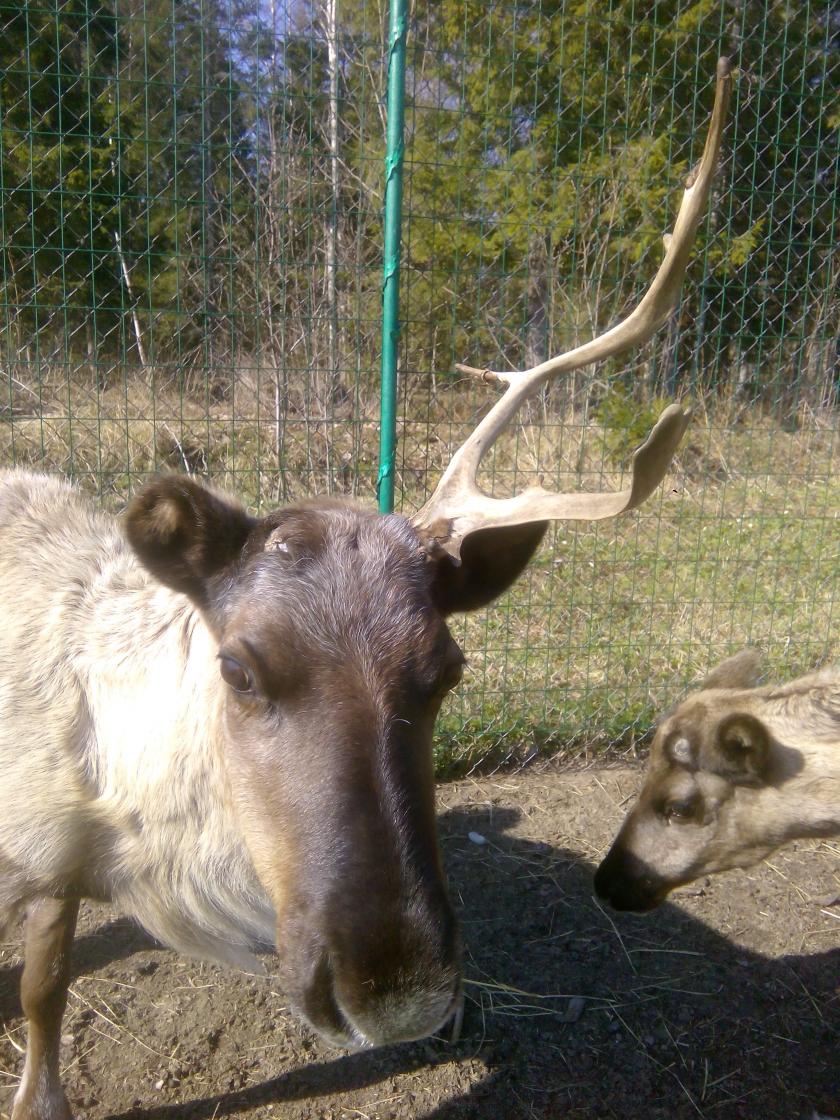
[1,0,837,771]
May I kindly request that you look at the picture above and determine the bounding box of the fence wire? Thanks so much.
[1,0,838,770]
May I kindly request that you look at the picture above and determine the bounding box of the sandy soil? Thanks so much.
[1,766,838,1120]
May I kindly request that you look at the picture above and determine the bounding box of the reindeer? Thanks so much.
[0,59,730,1120]
[595,649,840,912]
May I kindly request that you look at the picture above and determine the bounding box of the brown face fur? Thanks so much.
[125,477,544,1046]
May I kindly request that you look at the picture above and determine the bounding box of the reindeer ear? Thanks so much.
[125,475,256,606]
[710,713,771,782]
[427,522,548,615]
[700,649,763,691]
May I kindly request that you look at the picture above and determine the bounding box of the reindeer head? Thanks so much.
[593,650,823,912]
[125,58,732,1046]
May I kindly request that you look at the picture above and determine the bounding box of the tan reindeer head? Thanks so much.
[412,56,733,568]
[594,651,840,912]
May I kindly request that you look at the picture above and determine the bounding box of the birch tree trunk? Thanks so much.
[319,0,341,405]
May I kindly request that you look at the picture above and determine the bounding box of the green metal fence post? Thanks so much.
[376,0,407,514]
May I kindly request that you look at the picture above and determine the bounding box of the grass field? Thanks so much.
[2,363,837,776]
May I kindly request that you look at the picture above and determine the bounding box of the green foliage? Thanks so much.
[400,0,837,410]
[0,1,186,358]
[708,217,767,275]
[2,0,836,412]
[594,384,674,466]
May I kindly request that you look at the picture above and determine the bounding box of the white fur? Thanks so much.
[0,470,274,968]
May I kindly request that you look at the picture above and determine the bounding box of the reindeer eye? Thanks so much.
[219,655,254,694]
[664,798,697,823]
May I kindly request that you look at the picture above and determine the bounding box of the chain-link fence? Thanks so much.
[1,1,838,771]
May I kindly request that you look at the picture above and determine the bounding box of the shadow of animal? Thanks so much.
[2,798,834,1120]
[0,920,159,1024]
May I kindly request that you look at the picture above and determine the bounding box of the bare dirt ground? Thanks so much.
[1,766,838,1120]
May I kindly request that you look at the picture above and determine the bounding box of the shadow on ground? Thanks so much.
[0,918,158,1024]
[1,794,838,1120]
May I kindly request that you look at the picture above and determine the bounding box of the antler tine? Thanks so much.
[414,58,732,562]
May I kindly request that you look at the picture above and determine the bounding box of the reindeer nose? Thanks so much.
[281,883,461,1049]
[291,946,461,1049]
[328,905,462,1046]
[594,846,667,913]
[334,966,462,1048]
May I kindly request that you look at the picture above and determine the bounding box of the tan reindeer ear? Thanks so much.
[710,713,771,782]
[125,475,256,607]
[425,521,548,614]
[700,649,763,691]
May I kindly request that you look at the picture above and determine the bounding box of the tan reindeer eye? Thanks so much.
[219,655,254,694]
[664,798,698,824]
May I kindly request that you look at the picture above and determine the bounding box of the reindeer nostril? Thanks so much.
[291,953,362,1049]
[593,846,670,912]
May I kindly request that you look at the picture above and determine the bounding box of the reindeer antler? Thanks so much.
[413,57,733,562]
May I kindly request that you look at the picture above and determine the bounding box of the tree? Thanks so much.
[0,0,185,373]
[399,0,839,414]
